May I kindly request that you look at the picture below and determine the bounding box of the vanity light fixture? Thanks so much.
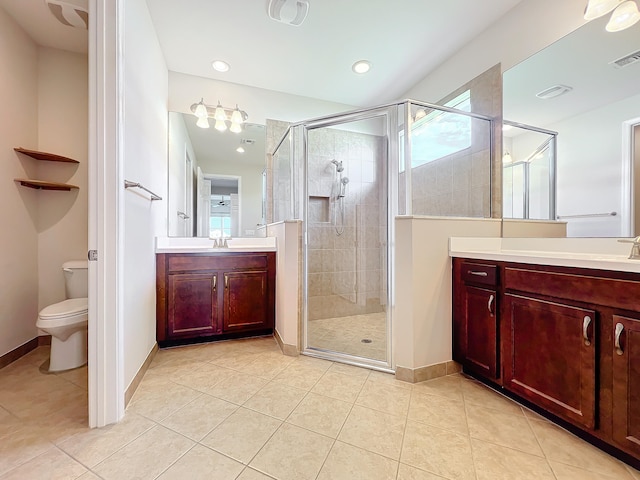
[212,60,230,72]
[352,60,371,74]
[503,151,514,164]
[190,99,248,132]
[584,0,640,31]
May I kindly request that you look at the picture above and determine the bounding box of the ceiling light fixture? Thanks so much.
[352,60,371,74]
[190,99,248,132]
[212,60,230,72]
[535,84,573,99]
[584,0,640,31]
[236,146,245,153]
[268,0,310,26]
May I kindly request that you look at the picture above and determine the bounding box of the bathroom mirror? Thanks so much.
[503,16,640,237]
[167,111,266,237]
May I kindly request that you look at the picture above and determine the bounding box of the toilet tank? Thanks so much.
[62,260,89,298]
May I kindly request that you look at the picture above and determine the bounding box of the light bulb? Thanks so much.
[214,102,227,122]
[584,0,623,20]
[196,116,210,129]
[194,100,208,119]
[414,109,427,121]
[503,152,513,164]
[236,146,245,153]
[606,0,640,31]
[230,107,243,124]
[230,122,242,133]
[214,119,227,132]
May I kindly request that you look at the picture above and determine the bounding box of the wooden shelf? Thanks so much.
[14,179,79,191]
[14,147,79,164]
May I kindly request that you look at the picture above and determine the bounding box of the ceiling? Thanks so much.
[504,14,640,133]
[0,0,526,107]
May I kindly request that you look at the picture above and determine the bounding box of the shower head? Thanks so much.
[341,177,349,184]
[331,159,344,172]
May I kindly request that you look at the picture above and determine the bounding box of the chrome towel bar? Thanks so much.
[556,211,617,219]
[124,180,162,201]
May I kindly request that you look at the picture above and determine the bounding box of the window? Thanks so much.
[209,194,231,238]
[400,90,472,171]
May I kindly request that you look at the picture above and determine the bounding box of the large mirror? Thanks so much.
[167,112,266,237]
[503,16,640,237]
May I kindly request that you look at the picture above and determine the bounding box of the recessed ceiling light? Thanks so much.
[535,84,573,99]
[236,146,245,153]
[212,60,230,72]
[352,60,371,74]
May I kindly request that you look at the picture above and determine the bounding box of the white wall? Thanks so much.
[37,47,88,310]
[403,0,587,103]
[0,7,39,357]
[122,0,168,390]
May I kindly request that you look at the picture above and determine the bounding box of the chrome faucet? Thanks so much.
[618,236,640,259]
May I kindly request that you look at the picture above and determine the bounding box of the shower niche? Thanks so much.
[308,196,330,223]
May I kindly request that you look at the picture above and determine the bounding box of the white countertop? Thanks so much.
[155,236,276,254]
[449,237,640,274]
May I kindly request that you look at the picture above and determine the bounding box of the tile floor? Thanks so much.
[308,312,387,361]
[1,337,640,479]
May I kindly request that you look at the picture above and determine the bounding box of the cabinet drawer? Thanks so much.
[461,262,497,286]
[168,253,268,273]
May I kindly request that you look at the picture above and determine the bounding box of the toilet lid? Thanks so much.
[39,298,88,319]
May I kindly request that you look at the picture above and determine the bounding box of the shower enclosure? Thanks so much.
[271,100,494,371]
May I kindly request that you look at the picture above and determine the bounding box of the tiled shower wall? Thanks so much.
[306,127,387,321]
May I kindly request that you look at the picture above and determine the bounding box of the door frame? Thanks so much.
[621,116,640,237]
[87,0,125,427]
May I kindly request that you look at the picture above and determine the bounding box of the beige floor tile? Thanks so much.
[286,392,352,438]
[55,366,88,390]
[401,421,476,480]
[201,407,281,464]
[250,423,333,480]
[460,379,524,415]
[530,419,633,477]
[317,441,399,480]
[397,463,448,479]
[126,381,201,422]
[311,371,366,402]
[236,467,275,479]
[169,362,237,392]
[627,465,640,480]
[244,382,307,420]
[160,393,238,441]
[204,372,268,405]
[338,405,405,460]
[209,351,264,371]
[471,438,555,480]
[412,375,463,400]
[157,444,244,479]
[57,413,155,467]
[76,472,102,479]
[0,446,87,480]
[328,362,371,379]
[355,379,411,417]
[0,423,55,475]
[93,425,194,480]
[238,352,294,379]
[272,362,328,390]
[522,406,550,423]
[367,369,412,389]
[550,461,632,480]
[408,390,468,435]
[465,403,543,456]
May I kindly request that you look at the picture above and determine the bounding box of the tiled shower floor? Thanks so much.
[1,337,639,479]
[307,312,387,360]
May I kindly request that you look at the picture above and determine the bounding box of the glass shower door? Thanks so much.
[303,110,391,368]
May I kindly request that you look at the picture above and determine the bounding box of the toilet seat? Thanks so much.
[38,298,88,320]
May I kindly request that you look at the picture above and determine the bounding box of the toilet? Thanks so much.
[36,260,88,372]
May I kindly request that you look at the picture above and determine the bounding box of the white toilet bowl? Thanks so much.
[36,297,88,372]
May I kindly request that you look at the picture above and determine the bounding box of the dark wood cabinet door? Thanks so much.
[464,286,498,379]
[612,314,640,455]
[503,294,596,429]
[168,273,219,338]
[223,270,269,331]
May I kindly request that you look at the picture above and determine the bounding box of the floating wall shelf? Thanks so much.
[14,147,80,163]
[14,179,79,191]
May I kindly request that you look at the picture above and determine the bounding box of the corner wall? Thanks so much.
[0,7,39,357]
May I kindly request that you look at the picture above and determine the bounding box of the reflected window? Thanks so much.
[210,194,231,238]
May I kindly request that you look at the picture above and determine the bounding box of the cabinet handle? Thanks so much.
[583,316,592,346]
[615,322,624,356]
[468,270,488,277]
[212,276,217,291]
[487,294,494,315]
[224,274,229,289]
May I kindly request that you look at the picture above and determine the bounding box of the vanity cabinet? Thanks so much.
[452,257,640,466]
[157,252,275,345]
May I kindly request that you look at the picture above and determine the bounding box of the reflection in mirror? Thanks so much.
[167,112,266,237]
[503,16,640,237]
